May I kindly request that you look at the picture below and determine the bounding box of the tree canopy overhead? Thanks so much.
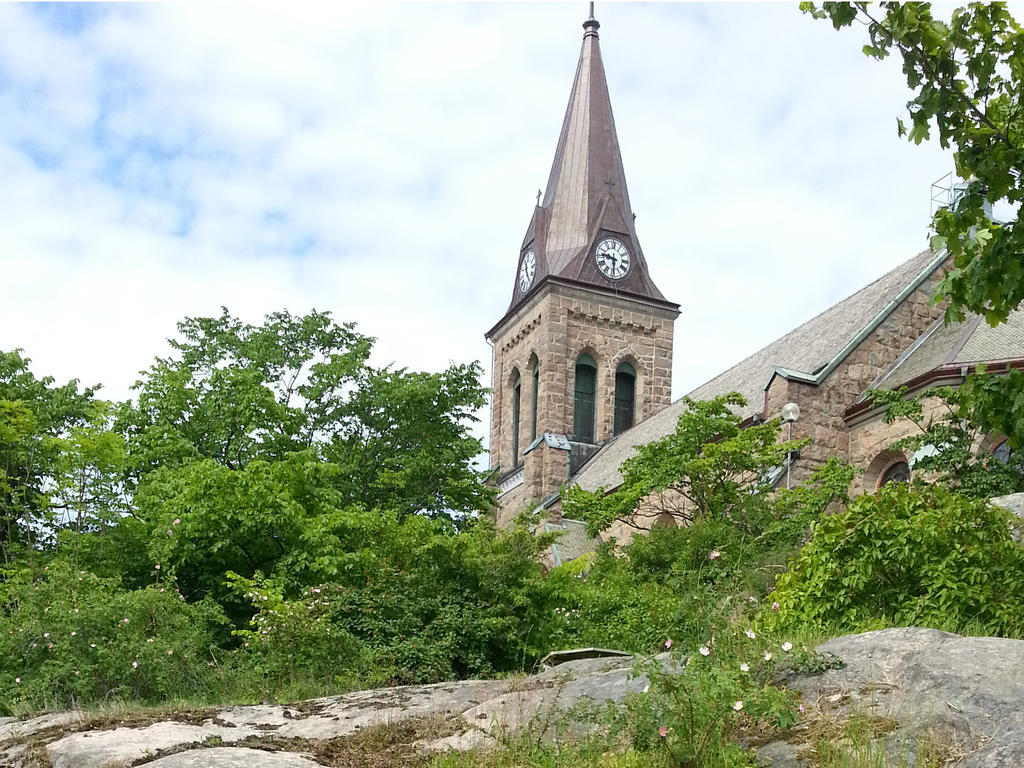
[804,1,1024,447]
[804,2,1024,325]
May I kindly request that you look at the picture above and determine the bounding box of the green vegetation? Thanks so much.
[770,483,1024,635]
[802,1,1024,452]
[562,393,806,537]
[0,309,537,713]
[2,309,1023,768]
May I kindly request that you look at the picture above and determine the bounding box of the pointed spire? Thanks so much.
[491,7,677,331]
[525,5,669,305]
[584,2,599,35]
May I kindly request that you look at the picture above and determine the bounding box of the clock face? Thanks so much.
[595,238,630,280]
[519,250,536,293]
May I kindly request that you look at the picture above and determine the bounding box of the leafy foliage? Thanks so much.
[0,350,100,557]
[0,310,519,710]
[548,460,856,656]
[769,482,1024,636]
[619,631,799,768]
[867,385,1024,498]
[562,393,804,537]
[119,308,492,521]
[958,367,1024,455]
[0,560,231,714]
[235,514,553,686]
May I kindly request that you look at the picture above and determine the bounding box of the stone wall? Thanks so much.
[778,264,948,488]
[494,480,532,529]
[489,283,676,517]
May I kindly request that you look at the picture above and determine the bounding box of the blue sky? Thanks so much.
[0,2,954,452]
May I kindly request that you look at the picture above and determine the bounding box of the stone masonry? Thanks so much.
[771,263,949,489]
[490,282,676,524]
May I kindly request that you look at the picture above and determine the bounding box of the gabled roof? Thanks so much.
[867,306,1024,393]
[570,248,946,492]
[491,9,674,336]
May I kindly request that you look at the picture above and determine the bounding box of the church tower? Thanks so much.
[486,7,679,522]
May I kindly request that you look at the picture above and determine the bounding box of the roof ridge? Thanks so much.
[767,249,936,358]
[689,248,941,393]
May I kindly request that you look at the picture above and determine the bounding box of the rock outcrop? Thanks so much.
[0,655,651,768]
[760,627,1024,768]
[6,629,1024,767]
[993,491,1024,521]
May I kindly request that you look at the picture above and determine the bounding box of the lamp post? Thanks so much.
[781,402,800,490]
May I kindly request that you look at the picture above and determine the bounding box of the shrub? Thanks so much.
[768,483,1024,636]
[229,575,368,697]
[543,520,767,655]
[234,513,553,686]
[616,627,798,767]
[0,561,231,713]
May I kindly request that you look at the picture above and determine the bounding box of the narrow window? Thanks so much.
[614,361,636,436]
[531,362,539,442]
[512,371,522,466]
[573,354,597,443]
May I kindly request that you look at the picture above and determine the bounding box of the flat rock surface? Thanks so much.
[0,655,652,768]
[993,491,1024,520]
[16,630,1024,768]
[47,721,264,768]
[141,748,322,767]
[760,627,1024,768]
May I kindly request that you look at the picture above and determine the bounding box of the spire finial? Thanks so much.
[583,1,600,35]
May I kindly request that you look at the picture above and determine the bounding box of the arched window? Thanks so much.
[531,362,539,442]
[614,361,636,436]
[573,354,597,443]
[511,371,522,466]
[880,461,910,487]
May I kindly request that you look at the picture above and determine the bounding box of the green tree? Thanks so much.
[803,1,1024,448]
[0,350,99,558]
[562,393,804,537]
[120,308,492,522]
[867,385,1024,498]
[229,513,553,686]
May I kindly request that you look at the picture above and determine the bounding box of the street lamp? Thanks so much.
[781,402,800,490]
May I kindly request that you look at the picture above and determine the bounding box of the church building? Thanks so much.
[486,9,1024,553]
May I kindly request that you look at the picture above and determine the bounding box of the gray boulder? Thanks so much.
[760,627,1024,767]
[993,491,1024,521]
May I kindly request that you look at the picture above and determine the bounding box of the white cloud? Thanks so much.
[0,2,953,457]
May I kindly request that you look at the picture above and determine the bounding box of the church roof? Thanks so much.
[491,8,675,336]
[869,306,1024,392]
[570,248,946,492]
